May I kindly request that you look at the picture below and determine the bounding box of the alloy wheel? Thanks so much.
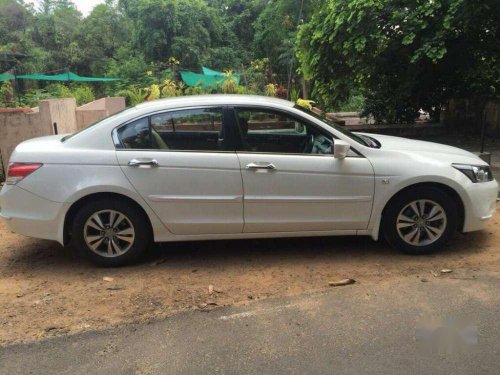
[396,199,447,247]
[83,209,135,257]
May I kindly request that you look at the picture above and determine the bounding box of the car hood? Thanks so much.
[356,133,484,164]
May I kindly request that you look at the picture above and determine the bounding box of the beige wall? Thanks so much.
[0,97,126,174]
[76,109,107,129]
[0,109,51,174]
[39,98,78,134]
[76,97,125,130]
[104,97,126,115]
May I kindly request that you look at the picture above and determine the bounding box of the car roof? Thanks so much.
[134,94,294,111]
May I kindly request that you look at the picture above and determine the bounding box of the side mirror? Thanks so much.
[333,140,350,159]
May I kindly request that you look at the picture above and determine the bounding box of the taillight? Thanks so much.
[6,163,43,185]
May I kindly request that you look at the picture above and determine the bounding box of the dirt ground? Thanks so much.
[0,203,499,346]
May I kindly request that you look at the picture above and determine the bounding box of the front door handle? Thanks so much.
[245,162,276,170]
[128,158,159,167]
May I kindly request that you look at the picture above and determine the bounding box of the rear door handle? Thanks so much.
[246,162,276,170]
[128,158,159,167]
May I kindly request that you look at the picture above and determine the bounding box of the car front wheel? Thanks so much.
[72,198,151,266]
[383,187,458,254]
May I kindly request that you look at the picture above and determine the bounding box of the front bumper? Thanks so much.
[0,184,66,244]
[462,179,498,232]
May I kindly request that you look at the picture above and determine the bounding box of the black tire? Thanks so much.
[72,198,151,266]
[382,186,458,255]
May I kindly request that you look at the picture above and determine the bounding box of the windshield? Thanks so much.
[293,104,369,147]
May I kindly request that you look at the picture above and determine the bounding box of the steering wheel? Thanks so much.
[303,134,315,153]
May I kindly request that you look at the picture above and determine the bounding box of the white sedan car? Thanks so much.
[1,95,497,266]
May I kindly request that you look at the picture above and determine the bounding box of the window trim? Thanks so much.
[230,105,363,157]
[112,105,234,152]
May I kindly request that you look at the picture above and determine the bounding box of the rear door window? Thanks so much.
[116,107,228,151]
[151,108,224,151]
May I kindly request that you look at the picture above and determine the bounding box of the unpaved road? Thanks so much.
[2,270,500,374]
[1,204,499,345]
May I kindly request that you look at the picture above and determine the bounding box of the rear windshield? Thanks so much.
[61,107,131,142]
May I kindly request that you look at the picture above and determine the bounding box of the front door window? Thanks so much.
[235,108,333,155]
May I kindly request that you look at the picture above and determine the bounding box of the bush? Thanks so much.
[0,81,15,107]
[115,86,147,106]
[17,88,52,108]
[71,86,95,106]
[45,84,95,106]
[264,83,277,97]
[160,79,181,97]
[336,94,365,113]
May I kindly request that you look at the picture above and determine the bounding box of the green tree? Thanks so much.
[106,46,151,90]
[298,0,500,123]
[30,2,83,72]
[37,0,53,14]
[120,0,224,70]
[208,0,266,69]
[78,2,130,76]
[254,0,312,78]
[0,0,31,52]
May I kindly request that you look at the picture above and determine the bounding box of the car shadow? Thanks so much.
[145,230,489,264]
[1,230,491,274]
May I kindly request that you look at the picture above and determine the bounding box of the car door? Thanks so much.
[114,106,244,235]
[233,107,375,233]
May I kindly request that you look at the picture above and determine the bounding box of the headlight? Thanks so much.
[452,164,494,183]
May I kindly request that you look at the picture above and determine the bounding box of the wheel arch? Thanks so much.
[63,192,154,246]
[379,182,465,237]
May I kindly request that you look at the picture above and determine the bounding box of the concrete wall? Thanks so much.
[0,108,50,176]
[105,97,126,115]
[76,97,125,130]
[0,97,126,175]
[326,112,375,126]
[76,109,108,130]
[0,99,77,169]
[39,98,78,134]
[347,123,445,138]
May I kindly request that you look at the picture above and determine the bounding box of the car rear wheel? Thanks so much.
[382,187,458,254]
[72,198,151,266]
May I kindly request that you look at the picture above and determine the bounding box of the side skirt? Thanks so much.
[154,229,376,243]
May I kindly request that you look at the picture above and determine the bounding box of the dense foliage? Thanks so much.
[1,0,498,123]
[0,0,309,105]
[298,0,500,122]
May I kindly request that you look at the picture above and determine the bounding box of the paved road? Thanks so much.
[1,270,499,375]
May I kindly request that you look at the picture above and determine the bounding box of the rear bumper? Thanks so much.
[0,184,65,244]
[462,180,498,232]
